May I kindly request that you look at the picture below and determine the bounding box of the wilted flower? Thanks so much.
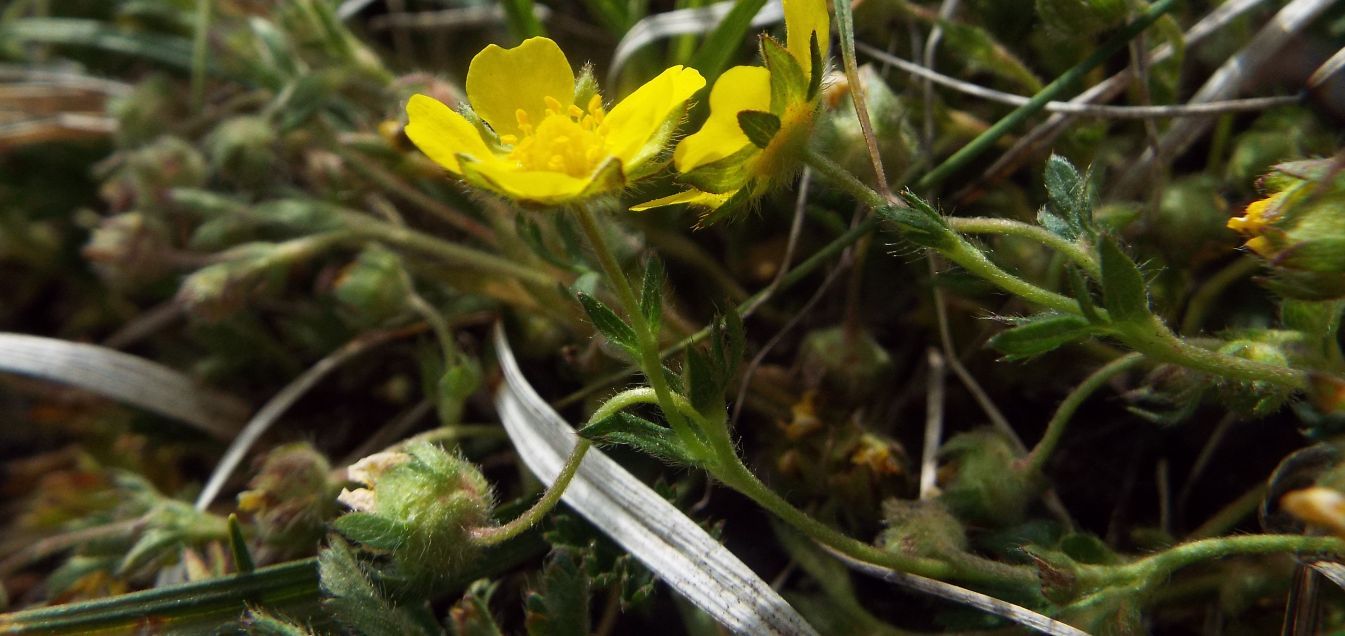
[404,37,704,206]
[1227,159,1345,300]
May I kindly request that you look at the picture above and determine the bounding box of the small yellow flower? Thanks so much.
[634,0,830,213]
[405,37,705,206]
[1227,191,1288,257]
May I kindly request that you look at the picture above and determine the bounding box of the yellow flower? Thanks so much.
[405,37,705,206]
[1226,191,1287,257]
[634,0,830,213]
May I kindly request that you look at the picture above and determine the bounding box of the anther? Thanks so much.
[568,104,584,119]
[500,134,518,145]
[544,96,564,115]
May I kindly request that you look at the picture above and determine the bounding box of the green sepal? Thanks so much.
[578,412,699,465]
[1098,236,1150,324]
[576,292,639,358]
[573,63,600,112]
[737,110,781,149]
[684,346,721,416]
[760,35,806,112]
[578,157,627,199]
[988,313,1100,360]
[695,186,755,229]
[678,144,756,195]
[639,258,664,335]
[806,32,824,100]
[332,512,410,551]
[1279,238,1345,273]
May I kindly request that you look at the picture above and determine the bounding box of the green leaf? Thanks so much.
[640,258,664,335]
[578,412,696,464]
[1099,236,1150,324]
[500,0,545,40]
[677,144,755,195]
[737,110,781,149]
[1043,154,1087,239]
[576,292,639,357]
[684,346,722,416]
[525,548,591,636]
[0,18,221,76]
[718,306,745,379]
[687,0,769,81]
[320,539,431,636]
[988,314,1100,359]
[227,513,255,574]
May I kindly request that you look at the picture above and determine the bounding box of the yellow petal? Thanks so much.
[630,189,733,211]
[404,94,493,173]
[784,0,829,76]
[466,37,575,138]
[463,160,590,205]
[601,66,706,168]
[673,65,771,172]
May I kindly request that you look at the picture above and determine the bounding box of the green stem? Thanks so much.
[573,206,702,454]
[914,0,1176,190]
[948,217,1102,280]
[472,440,592,546]
[807,149,888,208]
[1092,534,1345,589]
[189,0,210,110]
[942,234,1085,315]
[1023,353,1145,477]
[337,210,557,288]
[1120,317,1308,390]
[1180,256,1260,335]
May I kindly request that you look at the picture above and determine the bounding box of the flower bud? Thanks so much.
[82,212,172,286]
[1228,159,1345,300]
[816,66,918,189]
[938,429,1036,526]
[877,499,967,559]
[207,116,278,188]
[237,443,340,558]
[334,443,494,581]
[1214,334,1295,417]
[123,137,207,207]
[332,246,411,326]
[1150,175,1236,268]
[798,326,894,403]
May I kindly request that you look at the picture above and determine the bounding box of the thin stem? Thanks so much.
[1121,318,1309,390]
[1180,256,1260,335]
[1023,353,1145,477]
[806,149,888,208]
[471,440,592,546]
[573,206,701,452]
[1092,534,1345,589]
[337,210,557,288]
[189,0,210,110]
[941,235,1084,315]
[915,0,1177,190]
[947,217,1101,279]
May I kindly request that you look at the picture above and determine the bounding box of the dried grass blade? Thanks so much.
[820,544,1089,636]
[0,333,249,439]
[493,324,818,636]
[609,0,784,86]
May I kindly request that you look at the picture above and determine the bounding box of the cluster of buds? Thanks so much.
[1227,159,1345,300]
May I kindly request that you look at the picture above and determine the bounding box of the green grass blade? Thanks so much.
[914,0,1177,191]
[0,18,219,76]
[688,0,768,82]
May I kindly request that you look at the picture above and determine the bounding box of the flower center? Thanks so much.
[501,94,608,178]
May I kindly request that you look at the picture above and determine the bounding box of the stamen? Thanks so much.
[568,105,584,119]
[515,109,532,134]
[544,96,564,115]
[500,134,518,145]
[587,94,603,115]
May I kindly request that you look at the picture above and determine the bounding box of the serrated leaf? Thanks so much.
[447,580,504,636]
[737,110,781,150]
[1099,237,1150,324]
[332,513,409,551]
[640,259,664,335]
[988,314,1099,359]
[578,412,696,465]
[319,538,431,636]
[1036,207,1074,240]
[525,548,590,636]
[576,292,639,356]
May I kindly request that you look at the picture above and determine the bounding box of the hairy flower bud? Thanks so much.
[334,443,494,581]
